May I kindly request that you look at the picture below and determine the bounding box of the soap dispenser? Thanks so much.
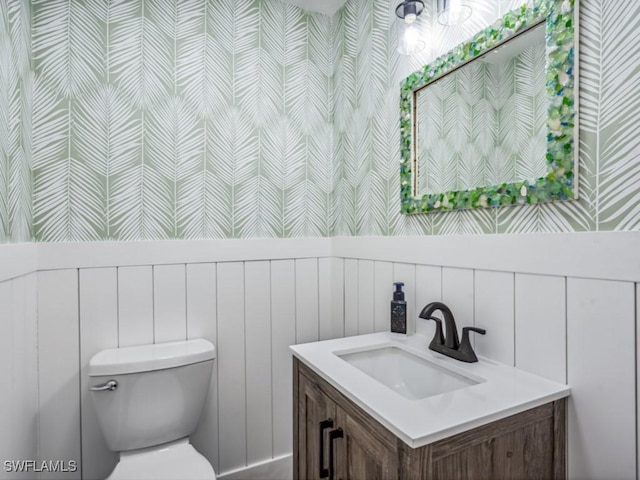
[390,282,407,334]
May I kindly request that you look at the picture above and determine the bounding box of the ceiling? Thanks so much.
[279,0,348,16]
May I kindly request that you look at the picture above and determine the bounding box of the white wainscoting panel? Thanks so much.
[329,258,345,339]
[0,281,12,475]
[153,264,187,343]
[37,269,81,480]
[11,233,639,480]
[0,243,36,282]
[474,270,515,365]
[515,274,566,383]
[415,265,442,338]
[217,262,247,473]
[567,278,636,480]
[442,267,474,329]
[336,233,639,480]
[343,259,358,337]
[31,240,332,478]
[374,262,393,333]
[245,261,273,466]
[6,274,39,477]
[38,238,331,271]
[79,268,119,480]
[357,260,375,335]
[295,259,319,344]
[331,233,640,282]
[271,260,296,459]
[318,258,342,340]
[186,263,219,472]
[117,266,154,347]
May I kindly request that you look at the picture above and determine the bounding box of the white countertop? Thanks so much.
[290,332,570,448]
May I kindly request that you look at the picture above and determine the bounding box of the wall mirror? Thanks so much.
[400,0,578,214]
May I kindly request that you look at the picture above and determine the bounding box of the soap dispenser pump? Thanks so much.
[390,282,407,334]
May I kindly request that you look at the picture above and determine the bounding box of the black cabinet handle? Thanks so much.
[329,428,343,480]
[319,419,333,478]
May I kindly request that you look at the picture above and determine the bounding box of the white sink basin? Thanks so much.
[291,332,570,447]
[338,346,479,400]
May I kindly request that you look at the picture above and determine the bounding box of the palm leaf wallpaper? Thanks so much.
[0,0,637,243]
[0,0,31,244]
[31,0,333,241]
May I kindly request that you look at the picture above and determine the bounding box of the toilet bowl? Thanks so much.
[89,339,216,480]
[107,438,213,480]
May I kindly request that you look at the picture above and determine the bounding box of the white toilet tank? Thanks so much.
[89,339,215,452]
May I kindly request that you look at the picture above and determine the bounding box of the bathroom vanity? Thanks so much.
[291,333,569,480]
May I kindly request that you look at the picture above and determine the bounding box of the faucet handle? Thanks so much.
[424,316,445,348]
[458,326,486,363]
[463,326,486,336]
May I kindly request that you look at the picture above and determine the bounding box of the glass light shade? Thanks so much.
[437,0,472,26]
[397,19,426,55]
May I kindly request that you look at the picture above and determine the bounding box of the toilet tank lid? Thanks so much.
[89,339,216,376]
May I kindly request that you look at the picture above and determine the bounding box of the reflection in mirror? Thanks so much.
[416,24,546,196]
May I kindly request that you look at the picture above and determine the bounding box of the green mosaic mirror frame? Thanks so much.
[400,0,578,214]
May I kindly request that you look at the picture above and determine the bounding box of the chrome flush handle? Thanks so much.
[90,380,118,392]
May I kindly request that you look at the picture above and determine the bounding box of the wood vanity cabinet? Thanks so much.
[293,358,566,480]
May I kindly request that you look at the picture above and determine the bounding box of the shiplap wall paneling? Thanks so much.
[637,283,640,478]
[415,265,442,338]
[117,266,153,347]
[79,268,119,480]
[319,257,343,340]
[374,262,393,333]
[343,259,358,336]
[474,271,515,365]
[318,259,330,340]
[514,274,566,383]
[295,259,319,344]
[567,278,636,480]
[8,275,38,473]
[245,261,273,465]
[442,267,474,332]
[187,263,219,472]
[270,260,296,458]
[154,264,187,343]
[393,263,417,334]
[357,260,375,335]
[217,262,247,473]
[330,258,345,339]
[37,270,81,479]
[0,280,12,475]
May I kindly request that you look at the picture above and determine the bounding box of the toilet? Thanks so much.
[88,339,217,480]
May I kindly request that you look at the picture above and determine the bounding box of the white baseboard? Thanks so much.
[217,454,292,480]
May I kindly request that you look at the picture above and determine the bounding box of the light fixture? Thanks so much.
[437,0,472,26]
[395,1,426,55]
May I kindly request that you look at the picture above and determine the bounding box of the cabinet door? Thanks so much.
[334,407,399,480]
[430,415,554,480]
[297,372,337,480]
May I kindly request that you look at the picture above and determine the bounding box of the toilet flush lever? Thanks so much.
[90,380,118,392]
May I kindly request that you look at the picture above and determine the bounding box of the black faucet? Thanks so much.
[419,302,486,363]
